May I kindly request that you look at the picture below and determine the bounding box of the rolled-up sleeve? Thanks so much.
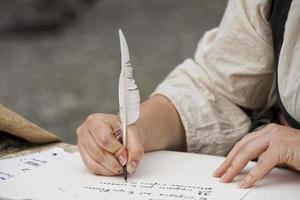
[151,0,276,155]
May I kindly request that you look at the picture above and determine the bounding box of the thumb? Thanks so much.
[126,125,144,174]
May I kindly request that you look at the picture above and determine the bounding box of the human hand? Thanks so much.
[76,113,144,176]
[213,123,300,188]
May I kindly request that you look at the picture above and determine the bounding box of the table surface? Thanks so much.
[1,137,300,200]
[0,132,76,159]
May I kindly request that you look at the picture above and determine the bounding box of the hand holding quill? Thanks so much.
[76,30,143,178]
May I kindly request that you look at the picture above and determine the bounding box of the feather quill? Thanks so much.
[118,29,140,147]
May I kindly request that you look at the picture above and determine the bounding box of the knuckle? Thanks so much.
[266,123,276,129]
[256,158,266,169]
[243,133,255,140]
[236,137,249,147]
[246,171,256,182]
[98,133,111,147]
[89,124,111,146]
[86,113,101,123]
[266,123,280,133]
[223,158,233,169]
[235,140,243,147]
[227,165,235,173]
[229,161,241,173]
[239,148,251,158]
[241,135,251,141]
[76,126,83,136]
[223,157,230,165]
[233,141,243,150]
[76,125,84,137]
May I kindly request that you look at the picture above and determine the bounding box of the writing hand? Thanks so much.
[76,113,144,176]
[213,123,300,188]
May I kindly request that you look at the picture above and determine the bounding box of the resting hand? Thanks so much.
[213,123,300,188]
[76,114,144,176]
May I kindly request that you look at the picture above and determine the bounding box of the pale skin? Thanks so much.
[76,95,186,175]
[77,95,300,188]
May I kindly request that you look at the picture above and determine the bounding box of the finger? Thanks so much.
[112,128,122,140]
[78,123,127,167]
[77,144,117,176]
[89,121,124,155]
[220,136,269,183]
[82,131,123,174]
[214,131,263,177]
[239,148,279,188]
[126,126,144,174]
[111,128,129,166]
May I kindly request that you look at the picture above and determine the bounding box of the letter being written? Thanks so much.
[78,180,214,200]
[0,152,251,200]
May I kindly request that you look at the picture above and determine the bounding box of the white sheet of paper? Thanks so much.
[1,150,300,200]
[0,151,251,200]
[0,147,70,182]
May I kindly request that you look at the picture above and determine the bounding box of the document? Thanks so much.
[0,147,70,182]
[2,150,300,200]
[0,151,252,200]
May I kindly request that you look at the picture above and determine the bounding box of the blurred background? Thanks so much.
[0,0,227,144]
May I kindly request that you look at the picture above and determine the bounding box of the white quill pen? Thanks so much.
[118,29,140,177]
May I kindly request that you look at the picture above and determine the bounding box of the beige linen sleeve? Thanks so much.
[152,0,276,155]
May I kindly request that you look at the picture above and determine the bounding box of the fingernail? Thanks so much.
[127,161,138,174]
[118,155,127,166]
[220,172,228,183]
[212,168,219,177]
[239,180,246,188]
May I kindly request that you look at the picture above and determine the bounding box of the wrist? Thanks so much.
[129,114,149,149]
[128,98,154,151]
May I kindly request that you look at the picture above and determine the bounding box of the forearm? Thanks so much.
[133,95,186,152]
